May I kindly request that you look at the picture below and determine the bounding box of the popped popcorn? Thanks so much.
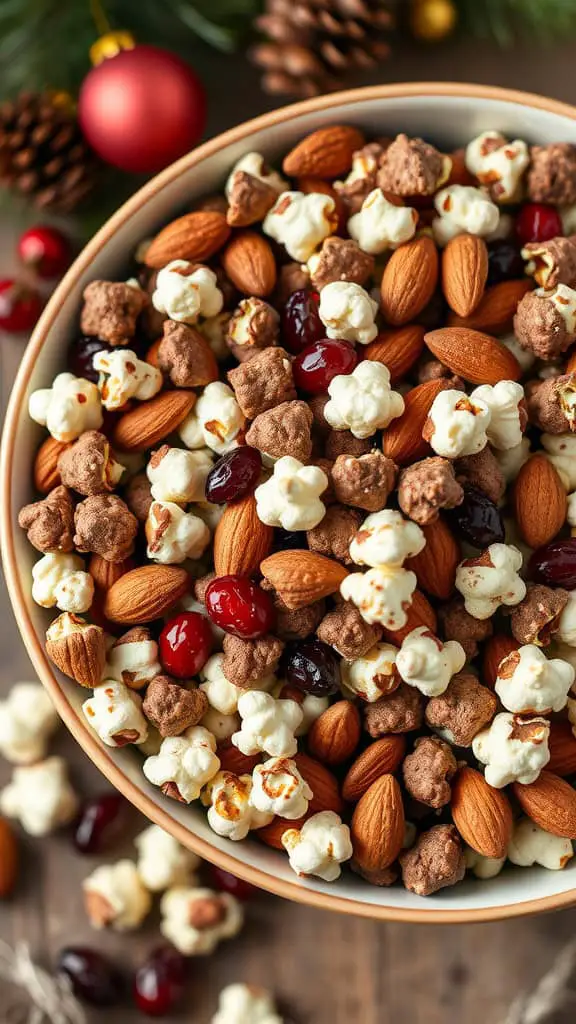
[495,644,574,714]
[160,887,243,955]
[396,627,466,698]
[147,446,214,504]
[152,260,223,324]
[556,591,576,645]
[508,817,574,870]
[146,501,211,564]
[424,390,491,458]
[324,362,405,438]
[348,509,425,568]
[225,151,287,197]
[180,382,244,455]
[472,712,550,788]
[494,437,531,483]
[541,433,576,490]
[470,381,526,451]
[135,824,200,891]
[432,185,500,246]
[212,983,283,1024]
[201,771,273,840]
[318,281,379,345]
[105,628,161,689]
[0,756,78,836]
[0,682,59,765]
[263,191,337,262]
[465,131,529,202]
[200,654,241,715]
[282,811,353,881]
[83,860,152,931]
[28,372,103,442]
[251,756,313,819]
[82,680,148,747]
[347,188,418,254]
[455,544,527,620]
[341,643,400,702]
[340,566,417,631]
[232,690,303,758]
[31,553,94,614]
[254,456,328,531]
[143,726,220,802]
[93,349,163,410]
[464,847,505,880]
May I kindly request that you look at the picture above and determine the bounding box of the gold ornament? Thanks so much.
[410,0,457,41]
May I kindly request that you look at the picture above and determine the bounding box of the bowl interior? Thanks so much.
[4,84,576,922]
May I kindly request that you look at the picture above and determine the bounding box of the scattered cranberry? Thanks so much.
[285,639,341,696]
[159,612,213,678]
[133,946,186,1017]
[205,575,275,639]
[57,947,124,1007]
[486,241,524,286]
[205,446,262,504]
[209,865,257,900]
[529,538,576,589]
[73,792,128,854]
[293,338,358,394]
[516,203,563,246]
[0,278,43,333]
[445,485,505,548]
[281,289,324,354]
[17,225,72,279]
[68,335,110,382]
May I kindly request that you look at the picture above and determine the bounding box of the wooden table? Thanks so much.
[3,39,576,1023]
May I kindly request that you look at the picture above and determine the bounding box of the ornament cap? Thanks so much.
[90,31,136,66]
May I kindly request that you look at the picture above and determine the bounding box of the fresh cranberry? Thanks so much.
[293,338,358,394]
[133,946,186,1017]
[486,241,524,286]
[205,575,275,639]
[73,793,128,854]
[281,289,324,354]
[68,335,110,382]
[159,612,213,678]
[445,485,505,548]
[516,203,563,246]
[0,278,43,333]
[205,446,262,504]
[57,947,124,1007]
[17,225,72,279]
[285,639,341,696]
[209,865,257,900]
[529,539,576,589]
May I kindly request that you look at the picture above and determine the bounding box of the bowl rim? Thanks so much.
[3,80,576,923]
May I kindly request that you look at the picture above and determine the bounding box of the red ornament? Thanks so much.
[17,225,72,279]
[78,42,206,174]
[0,278,43,333]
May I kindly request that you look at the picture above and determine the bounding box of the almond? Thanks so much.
[104,565,189,624]
[512,771,576,839]
[294,752,344,815]
[89,554,134,593]
[424,326,521,385]
[380,236,439,326]
[381,379,448,465]
[351,774,405,877]
[33,437,70,494]
[380,589,437,645]
[342,736,407,802]
[364,325,426,385]
[283,125,365,178]
[256,816,304,850]
[144,211,230,269]
[45,613,106,688]
[221,231,277,297]
[451,766,513,859]
[259,550,349,610]
[0,817,18,898]
[307,701,361,766]
[547,720,576,777]
[482,634,520,688]
[447,278,533,333]
[405,518,459,600]
[112,390,196,452]
[213,495,273,577]
[513,454,566,549]
[145,338,162,368]
[442,233,488,317]
[218,744,261,776]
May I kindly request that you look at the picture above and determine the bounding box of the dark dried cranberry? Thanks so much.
[285,639,341,696]
[133,946,186,1017]
[281,289,324,355]
[57,947,124,1007]
[486,241,524,286]
[73,793,128,854]
[205,575,275,638]
[205,446,262,504]
[209,865,256,900]
[293,338,358,394]
[274,528,307,550]
[529,539,576,589]
[445,485,505,548]
[516,203,563,246]
[68,336,110,382]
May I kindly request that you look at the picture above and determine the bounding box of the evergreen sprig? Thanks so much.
[457,0,576,46]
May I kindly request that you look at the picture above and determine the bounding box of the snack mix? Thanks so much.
[22,124,576,897]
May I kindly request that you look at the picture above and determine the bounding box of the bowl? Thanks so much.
[3,82,576,923]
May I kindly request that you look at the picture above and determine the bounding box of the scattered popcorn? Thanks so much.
[472,712,550,788]
[424,390,491,458]
[200,654,241,715]
[340,566,417,631]
[508,817,574,870]
[282,811,353,881]
[396,627,466,698]
[324,362,405,439]
[432,185,500,246]
[147,446,214,504]
[263,191,337,262]
[180,382,244,455]
[232,690,303,758]
[541,433,576,490]
[348,509,425,568]
[160,887,243,955]
[93,349,162,410]
[255,456,327,531]
[28,372,103,442]
[31,553,94,614]
[135,824,200,891]
[82,680,148,747]
[225,151,287,197]
[251,757,313,819]
[464,847,505,880]
[556,591,576,645]
[227,298,279,351]
[341,643,400,702]
[494,437,531,484]
[347,188,418,254]
[212,983,283,1024]
[201,771,273,840]
[0,682,59,764]
[273,685,329,736]
[470,381,526,450]
[146,501,211,564]
[200,312,232,361]
[318,281,378,345]
[537,282,576,334]
[83,860,152,931]
[455,543,527,620]
[495,644,574,714]
[0,756,78,836]
[152,260,223,324]
[105,628,161,689]
[465,131,529,202]
[143,726,220,802]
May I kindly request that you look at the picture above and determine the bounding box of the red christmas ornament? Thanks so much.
[0,279,43,333]
[17,225,72,279]
[78,35,206,175]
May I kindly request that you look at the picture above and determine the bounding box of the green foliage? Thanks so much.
[457,0,576,46]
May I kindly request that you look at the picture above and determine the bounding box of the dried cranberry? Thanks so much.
[445,485,505,548]
[57,947,124,1007]
[68,336,110,382]
[205,575,275,638]
[293,338,358,394]
[209,865,256,900]
[73,792,127,854]
[486,241,524,286]
[529,539,576,589]
[274,528,307,550]
[205,446,262,504]
[133,946,186,1017]
[281,289,324,354]
[516,203,563,246]
[285,639,341,696]
[159,612,213,678]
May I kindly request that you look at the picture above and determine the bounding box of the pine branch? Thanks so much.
[457,0,576,46]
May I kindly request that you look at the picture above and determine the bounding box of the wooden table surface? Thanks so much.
[3,38,576,1024]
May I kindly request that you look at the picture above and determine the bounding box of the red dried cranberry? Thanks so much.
[285,639,341,696]
[0,278,43,333]
[293,338,358,394]
[281,289,324,354]
[73,792,127,854]
[516,203,563,246]
[529,539,576,589]
[205,446,261,504]
[17,225,72,279]
[57,947,124,1007]
[209,865,256,900]
[68,336,110,382]
[205,576,275,639]
[133,946,186,1017]
[486,241,524,286]
[159,612,213,678]
[445,485,505,548]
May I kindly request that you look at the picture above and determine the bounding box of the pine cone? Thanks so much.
[0,91,99,213]
[251,0,396,98]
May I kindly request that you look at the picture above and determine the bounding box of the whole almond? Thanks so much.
[482,634,521,689]
[89,554,134,593]
[221,231,277,297]
[294,752,344,815]
[33,437,70,493]
[451,766,513,859]
[259,550,349,610]
[512,771,576,839]
[380,236,439,326]
[112,390,196,453]
[447,278,533,333]
[381,589,437,646]
[104,565,189,624]
[442,233,488,317]
[364,325,426,385]
[547,720,576,777]
[343,736,407,802]
[405,518,460,600]
[214,495,273,577]
[513,454,566,549]
[256,815,306,850]
[381,379,449,465]
[218,744,261,776]
[45,615,106,689]
[144,211,230,269]
[351,774,405,877]
[0,817,18,898]
[283,125,365,178]
[424,326,521,385]
[307,701,361,766]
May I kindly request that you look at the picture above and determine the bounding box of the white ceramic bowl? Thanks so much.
[3,82,576,923]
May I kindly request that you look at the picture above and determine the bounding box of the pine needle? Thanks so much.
[457,0,576,46]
